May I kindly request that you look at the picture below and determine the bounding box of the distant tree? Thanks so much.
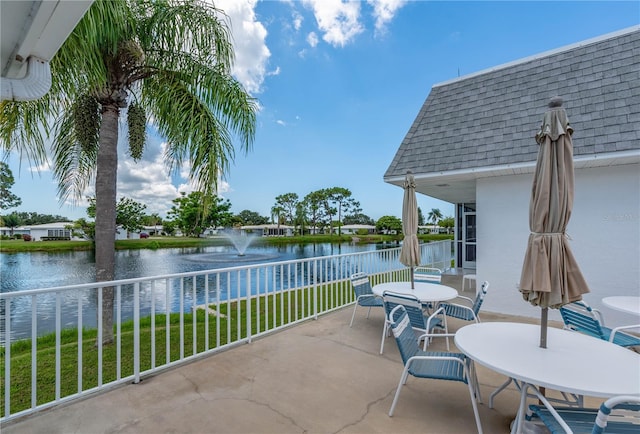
[1,212,22,236]
[142,213,163,227]
[343,213,375,225]
[427,208,443,226]
[294,202,307,235]
[325,187,360,236]
[0,162,22,210]
[376,215,402,233]
[116,198,147,237]
[439,216,455,234]
[318,189,337,234]
[303,190,326,233]
[167,192,232,237]
[270,205,285,228]
[161,220,176,236]
[88,196,147,238]
[274,193,299,225]
[417,207,425,226]
[13,212,71,225]
[236,209,269,225]
[71,218,95,240]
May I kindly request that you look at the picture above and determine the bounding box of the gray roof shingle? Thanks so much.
[384,27,640,180]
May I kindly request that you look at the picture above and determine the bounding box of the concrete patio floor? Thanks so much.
[2,276,601,434]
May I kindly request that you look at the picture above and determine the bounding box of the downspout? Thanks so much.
[0,56,51,101]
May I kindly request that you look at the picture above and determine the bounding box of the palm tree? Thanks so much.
[0,0,257,344]
[427,208,443,229]
[271,205,285,229]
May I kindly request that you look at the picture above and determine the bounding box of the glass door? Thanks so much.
[462,204,476,269]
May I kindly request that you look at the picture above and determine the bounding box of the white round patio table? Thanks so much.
[455,322,640,434]
[602,296,640,316]
[371,281,458,304]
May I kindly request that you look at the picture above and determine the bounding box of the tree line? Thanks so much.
[2,163,453,238]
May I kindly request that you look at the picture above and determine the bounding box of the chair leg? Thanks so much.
[349,303,358,327]
[389,366,410,417]
[443,315,450,351]
[470,361,482,404]
[466,378,484,434]
[380,321,388,354]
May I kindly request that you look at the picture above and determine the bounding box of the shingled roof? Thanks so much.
[384,26,640,203]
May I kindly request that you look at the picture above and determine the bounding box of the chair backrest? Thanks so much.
[471,281,490,314]
[414,266,442,284]
[388,304,421,364]
[350,272,373,298]
[559,301,605,340]
[593,395,640,434]
[383,291,426,330]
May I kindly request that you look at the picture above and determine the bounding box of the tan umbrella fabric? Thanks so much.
[400,171,421,288]
[519,97,590,346]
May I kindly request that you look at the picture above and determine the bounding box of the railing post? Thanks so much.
[313,260,318,320]
[4,298,11,417]
[246,270,252,343]
[133,282,140,384]
[55,292,61,400]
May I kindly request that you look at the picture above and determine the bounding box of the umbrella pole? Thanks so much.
[410,267,415,289]
[539,308,548,402]
[540,307,548,348]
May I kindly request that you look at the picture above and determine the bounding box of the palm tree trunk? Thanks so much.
[95,105,119,345]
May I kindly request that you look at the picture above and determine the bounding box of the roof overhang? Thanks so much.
[384,150,640,204]
[1,0,92,100]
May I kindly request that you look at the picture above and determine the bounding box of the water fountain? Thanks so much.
[184,229,280,264]
[222,229,258,256]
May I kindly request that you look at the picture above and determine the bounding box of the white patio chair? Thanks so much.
[525,384,640,434]
[349,272,384,327]
[387,304,483,434]
[380,291,449,354]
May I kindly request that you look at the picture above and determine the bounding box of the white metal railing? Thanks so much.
[0,241,451,422]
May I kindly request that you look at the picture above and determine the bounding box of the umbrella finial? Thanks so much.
[548,96,563,108]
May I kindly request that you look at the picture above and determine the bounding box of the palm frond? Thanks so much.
[143,71,233,197]
[0,98,51,167]
[51,108,98,204]
[137,0,235,73]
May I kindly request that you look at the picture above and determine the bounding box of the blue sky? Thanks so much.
[5,0,639,222]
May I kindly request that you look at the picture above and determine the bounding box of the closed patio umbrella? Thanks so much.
[399,170,421,289]
[519,97,590,348]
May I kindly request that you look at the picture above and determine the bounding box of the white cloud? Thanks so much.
[301,0,364,47]
[213,0,271,94]
[267,66,281,77]
[367,0,407,36]
[276,120,286,126]
[307,31,319,47]
[292,10,303,31]
[28,161,51,173]
[116,142,181,217]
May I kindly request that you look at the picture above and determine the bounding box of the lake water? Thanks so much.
[1,242,397,293]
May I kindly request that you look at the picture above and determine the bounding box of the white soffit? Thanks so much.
[1,0,93,78]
